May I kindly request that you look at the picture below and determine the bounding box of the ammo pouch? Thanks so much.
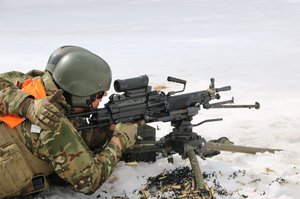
[0,143,47,198]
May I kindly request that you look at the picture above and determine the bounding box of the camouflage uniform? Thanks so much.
[0,70,135,194]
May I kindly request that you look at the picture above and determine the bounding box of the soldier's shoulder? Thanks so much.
[26,69,45,77]
[0,70,26,78]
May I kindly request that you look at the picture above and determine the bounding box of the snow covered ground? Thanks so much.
[1,0,299,198]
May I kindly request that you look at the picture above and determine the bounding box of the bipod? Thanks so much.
[186,144,205,189]
[166,119,207,189]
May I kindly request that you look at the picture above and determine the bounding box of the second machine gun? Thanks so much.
[68,75,280,189]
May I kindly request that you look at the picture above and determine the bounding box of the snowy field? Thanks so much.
[1,0,300,198]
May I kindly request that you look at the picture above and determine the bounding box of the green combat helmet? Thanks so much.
[46,46,112,109]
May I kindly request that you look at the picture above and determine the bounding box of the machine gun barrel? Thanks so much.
[210,102,260,109]
[206,142,282,154]
[215,86,231,92]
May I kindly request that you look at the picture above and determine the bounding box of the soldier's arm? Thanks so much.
[0,71,31,115]
[37,117,137,194]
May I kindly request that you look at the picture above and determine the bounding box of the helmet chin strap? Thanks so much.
[67,95,93,112]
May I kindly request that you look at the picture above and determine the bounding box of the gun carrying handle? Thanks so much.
[167,76,187,95]
[167,76,186,85]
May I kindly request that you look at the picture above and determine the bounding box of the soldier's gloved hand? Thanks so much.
[112,121,144,151]
[19,93,62,131]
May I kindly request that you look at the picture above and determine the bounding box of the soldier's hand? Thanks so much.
[135,120,145,126]
[112,122,142,151]
[109,120,145,132]
[19,92,63,131]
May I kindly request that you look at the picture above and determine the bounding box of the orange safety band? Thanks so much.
[0,115,25,128]
[0,78,47,128]
[21,79,47,99]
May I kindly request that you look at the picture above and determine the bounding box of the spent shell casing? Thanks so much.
[204,183,209,190]
[143,190,150,198]
[178,193,187,198]
[191,178,195,190]
[171,185,182,189]
[126,161,138,166]
[210,187,215,195]
[184,183,191,191]
[158,176,167,180]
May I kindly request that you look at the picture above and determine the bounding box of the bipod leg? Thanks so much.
[187,145,205,189]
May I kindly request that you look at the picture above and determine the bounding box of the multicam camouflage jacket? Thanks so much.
[0,70,128,194]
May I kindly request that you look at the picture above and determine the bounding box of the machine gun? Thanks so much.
[67,75,280,189]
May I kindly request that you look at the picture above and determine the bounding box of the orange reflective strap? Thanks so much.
[22,79,33,88]
[22,78,47,99]
[0,78,47,128]
[0,115,25,128]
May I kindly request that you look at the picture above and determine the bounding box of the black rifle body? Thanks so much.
[68,75,258,159]
[67,75,280,189]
